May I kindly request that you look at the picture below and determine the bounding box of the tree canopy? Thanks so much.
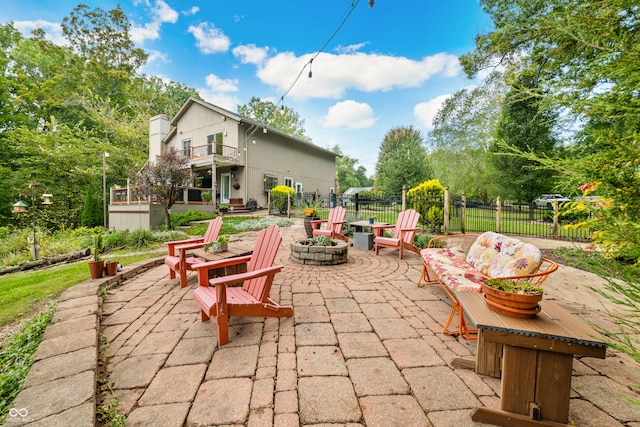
[238,97,311,141]
[375,126,433,195]
[0,5,199,228]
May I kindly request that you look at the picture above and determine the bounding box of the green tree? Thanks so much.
[238,97,310,141]
[135,147,190,230]
[428,73,505,199]
[331,145,372,193]
[375,126,433,195]
[491,73,558,203]
[81,189,102,227]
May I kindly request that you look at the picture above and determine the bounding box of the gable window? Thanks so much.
[284,177,294,188]
[182,139,191,158]
[206,132,224,155]
[263,175,278,192]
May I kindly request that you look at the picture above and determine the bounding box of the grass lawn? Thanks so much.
[0,250,165,327]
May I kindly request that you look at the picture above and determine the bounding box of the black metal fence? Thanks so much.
[299,190,590,242]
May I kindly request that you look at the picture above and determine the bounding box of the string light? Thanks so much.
[308,58,313,78]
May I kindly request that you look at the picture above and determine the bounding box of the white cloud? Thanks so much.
[233,44,269,65]
[13,20,66,45]
[198,90,240,111]
[257,51,462,100]
[414,94,452,129]
[205,73,239,92]
[131,0,179,44]
[182,6,199,16]
[334,42,368,54]
[188,22,231,54]
[323,100,377,129]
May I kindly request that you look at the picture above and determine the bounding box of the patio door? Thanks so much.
[220,173,231,204]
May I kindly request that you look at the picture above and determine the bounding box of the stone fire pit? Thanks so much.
[290,238,348,265]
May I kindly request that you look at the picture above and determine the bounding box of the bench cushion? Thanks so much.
[466,232,542,278]
[421,248,489,292]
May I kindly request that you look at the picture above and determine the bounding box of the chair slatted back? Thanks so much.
[203,216,223,244]
[243,224,282,301]
[327,206,346,233]
[393,209,421,243]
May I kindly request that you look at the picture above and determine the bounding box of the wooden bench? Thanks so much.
[454,291,607,427]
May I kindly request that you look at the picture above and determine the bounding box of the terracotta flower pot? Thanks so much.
[482,282,543,318]
[104,261,118,276]
[88,260,105,280]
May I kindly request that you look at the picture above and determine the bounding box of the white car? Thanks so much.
[533,194,571,208]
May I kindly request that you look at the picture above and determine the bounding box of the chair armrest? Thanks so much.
[166,237,205,255]
[372,224,395,231]
[208,264,284,287]
[175,242,206,252]
[192,254,253,271]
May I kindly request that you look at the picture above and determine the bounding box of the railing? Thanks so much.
[183,141,238,161]
[111,186,215,205]
[309,190,590,241]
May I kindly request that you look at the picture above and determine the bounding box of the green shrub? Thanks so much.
[408,179,445,228]
[170,210,216,228]
[427,206,444,229]
[270,185,296,213]
[128,229,155,248]
[413,233,433,249]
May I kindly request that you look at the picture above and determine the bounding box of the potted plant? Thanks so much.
[206,235,229,253]
[88,233,105,280]
[201,191,212,203]
[302,199,322,238]
[104,260,119,276]
[219,204,229,213]
[232,181,240,190]
[482,278,544,318]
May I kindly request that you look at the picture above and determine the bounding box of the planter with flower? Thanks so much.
[232,181,240,190]
[482,278,544,318]
[302,203,321,238]
[206,235,229,253]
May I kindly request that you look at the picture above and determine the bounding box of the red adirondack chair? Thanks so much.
[164,216,223,287]
[372,209,421,259]
[192,224,293,346]
[311,206,347,241]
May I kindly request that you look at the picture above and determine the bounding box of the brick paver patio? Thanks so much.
[7,219,640,426]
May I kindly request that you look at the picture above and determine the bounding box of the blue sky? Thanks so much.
[2,0,493,176]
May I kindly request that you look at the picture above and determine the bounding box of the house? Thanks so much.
[341,186,374,206]
[109,97,337,230]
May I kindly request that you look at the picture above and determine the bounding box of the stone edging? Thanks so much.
[5,257,165,427]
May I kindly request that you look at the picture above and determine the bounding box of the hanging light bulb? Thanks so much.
[308,58,313,78]
[369,0,374,7]
[252,137,256,144]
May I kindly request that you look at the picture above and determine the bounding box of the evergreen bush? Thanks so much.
[270,185,295,213]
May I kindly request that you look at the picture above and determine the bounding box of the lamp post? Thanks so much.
[103,151,109,229]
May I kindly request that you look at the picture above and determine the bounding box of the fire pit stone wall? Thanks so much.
[290,239,348,265]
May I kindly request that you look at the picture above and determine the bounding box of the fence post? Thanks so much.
[355,193,359,217]
[267,191,271,215]
[287,193,291,218]
[552,202,559,237]
[461,193,466,234]
[443,187,450,235]
[402,186,407,211]
[496,196,501,233]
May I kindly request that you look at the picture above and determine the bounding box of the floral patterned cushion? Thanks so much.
[466,231,542,277]
[421,248,488,292]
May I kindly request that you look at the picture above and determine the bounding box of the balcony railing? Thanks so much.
[111,186,216,205]
[182,141,238,161]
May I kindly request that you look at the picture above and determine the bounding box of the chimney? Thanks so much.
[149,114,169,162]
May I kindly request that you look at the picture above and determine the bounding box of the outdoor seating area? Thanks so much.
[6,219,639,427]
[418,231,558,339]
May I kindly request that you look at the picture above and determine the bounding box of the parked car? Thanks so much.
[533,194,571,208]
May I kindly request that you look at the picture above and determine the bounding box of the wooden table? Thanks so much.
[192,239,254,278]
[349,220,388,236]
[454,291,607,427]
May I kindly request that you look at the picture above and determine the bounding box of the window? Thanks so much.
[284,177,294,188]
[206,132,223,155]
[263,175,278,192]
[182,139,191,157]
